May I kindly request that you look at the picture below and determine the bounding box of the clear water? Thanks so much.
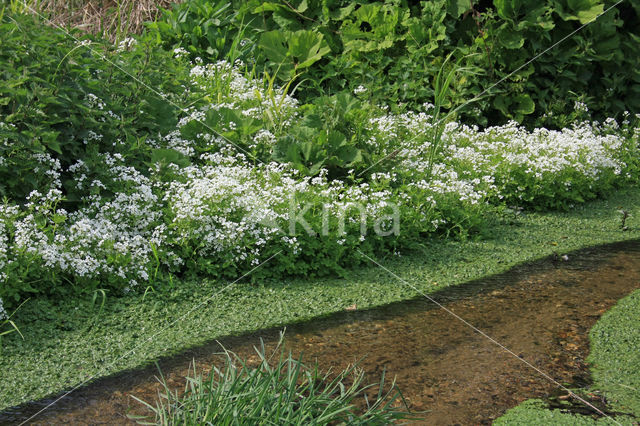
[3,240,639,425]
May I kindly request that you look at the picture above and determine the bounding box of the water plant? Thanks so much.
[130,336,412,425]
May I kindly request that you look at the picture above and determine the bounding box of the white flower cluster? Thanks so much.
[116,37,137,52]
[353,85,367,95]
[0,56,637,305]
[188,60,298,123]
[0,297,6,320]
[0,210,10,287]
[173,47,189,58]
[368,110,633,205]
[0,152,169,292]
[574,101,589,113]
[437,121,627,200]
[165,152,395,264]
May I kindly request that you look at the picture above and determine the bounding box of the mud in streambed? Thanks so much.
[4,240,640,425]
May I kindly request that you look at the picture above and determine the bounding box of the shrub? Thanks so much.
[0,12,193,207]
[150,0,640,128]
[0,10,638,312]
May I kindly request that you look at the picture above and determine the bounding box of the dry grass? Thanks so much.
[17,0,182,41]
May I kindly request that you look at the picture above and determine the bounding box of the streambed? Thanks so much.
[3,240,639,425]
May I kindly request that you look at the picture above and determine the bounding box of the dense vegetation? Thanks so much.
[1,1,639,315]
[150,0,640,127]
[3,189,640,413]
[1,1,639,423]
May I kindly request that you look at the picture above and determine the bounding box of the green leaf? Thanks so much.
[498,25,525,49]
[555,0,604,24]
[300,112,324,129]
[289,30,331,69]
[253,2,286,13]
[294,0,308,13]
[259,30,330,80]
[326,130,347,149]
[259,30,288,65]
[335,145,362,165]
[151,149,191,167]
[447,0,472,18]
[513,94,535,115]
[575,4,604,24]
[330,3,356,20]
[42,131,62,154]
[494,0,522,21]
[493,93,535,121]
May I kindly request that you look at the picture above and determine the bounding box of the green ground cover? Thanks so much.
[1,187,639,411]
[2,1,640,422]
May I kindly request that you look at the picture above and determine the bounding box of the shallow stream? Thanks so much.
[3,240,640,425]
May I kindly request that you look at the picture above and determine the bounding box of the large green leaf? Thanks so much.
[259,29,330,80]
[259,30,288,65]
[498,24,525,49]
[151,148,191,167]
[288,30,331,69]
[494,93,535,122]
[555,0,604,24]
[494,0,525,22]
[340,3,404,53]
[404,0,447,54]
[447,0,472,18]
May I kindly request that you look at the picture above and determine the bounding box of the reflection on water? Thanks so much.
[3,240,639,425]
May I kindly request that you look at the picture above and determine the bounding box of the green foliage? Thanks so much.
[0,13,194,206]
[259,29,330,80]
[0,12,201,303]
[147,0,253,63]
[151,0,640,127]
[3,187,640,413]
[131,337,412,425]
[273,93,370,177]
[589,289,640,417]
[1,4,639,310]
[0,298,26,353]
[495,399,631,425]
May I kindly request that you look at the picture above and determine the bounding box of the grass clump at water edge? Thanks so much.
[130,335,414,425]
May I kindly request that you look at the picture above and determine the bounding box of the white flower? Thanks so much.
[173,47,189,58]
[354,85,367,95]
[574,101,589,113]
[116,37,137,52]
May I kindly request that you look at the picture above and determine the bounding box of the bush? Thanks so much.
[0,10,638,312]
[0,13,192,207]
[150,0,640,128]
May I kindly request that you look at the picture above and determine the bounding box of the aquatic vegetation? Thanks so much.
[131,338,411,425]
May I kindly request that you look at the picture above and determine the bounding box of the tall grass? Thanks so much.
[425,51,479,181]
[131,337,414,425]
